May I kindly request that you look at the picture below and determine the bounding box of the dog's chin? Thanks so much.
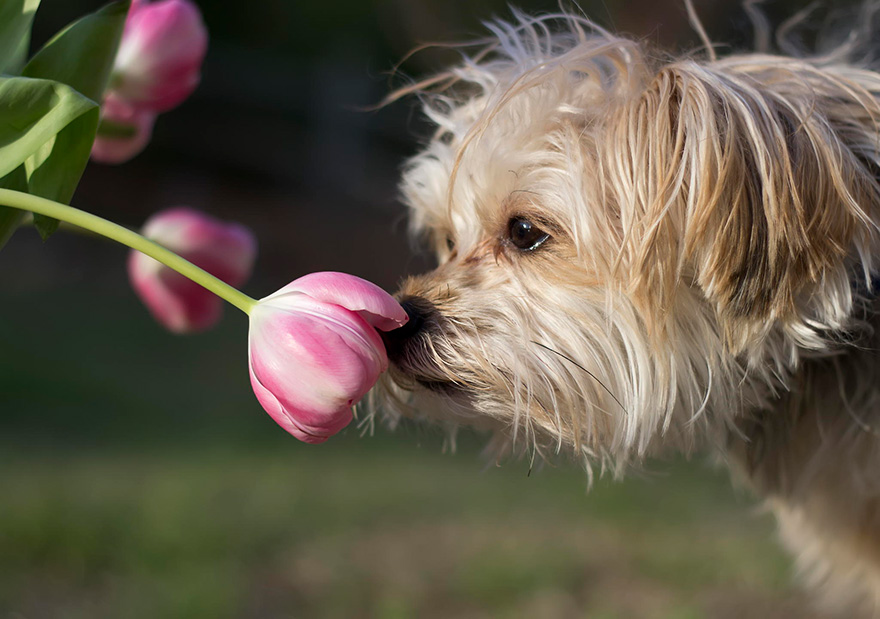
[385,362,469,399]
[414,378,463,396]
[380,364,517,442]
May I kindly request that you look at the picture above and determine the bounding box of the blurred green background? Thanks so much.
[0,0,860,616]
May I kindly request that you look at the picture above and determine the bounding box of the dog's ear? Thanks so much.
[613,60,880,352]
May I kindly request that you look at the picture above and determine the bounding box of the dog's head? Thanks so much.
[377,12,880,472]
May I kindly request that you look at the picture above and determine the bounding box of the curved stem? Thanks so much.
[0,188,256,315]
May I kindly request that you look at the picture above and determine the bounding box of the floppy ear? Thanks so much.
[614,60,880,352]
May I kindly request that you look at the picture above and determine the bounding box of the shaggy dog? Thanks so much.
[376,3,880,614]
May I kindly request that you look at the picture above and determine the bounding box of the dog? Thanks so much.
[374,3,880,615]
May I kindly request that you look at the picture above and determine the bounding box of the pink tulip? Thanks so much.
[248,272,408,444]
[129,208,256,333]
[112,0,208,112]
[91,93,157,164]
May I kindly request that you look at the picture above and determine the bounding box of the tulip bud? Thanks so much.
[248,272,408,443]
[112,0,208,112]
[91,94,157,164]
[129,208,256,333]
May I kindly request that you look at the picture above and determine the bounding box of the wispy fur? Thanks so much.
[374,5,880,615]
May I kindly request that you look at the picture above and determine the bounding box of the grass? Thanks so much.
[0,436,820,619]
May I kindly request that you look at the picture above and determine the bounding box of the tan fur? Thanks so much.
[374,7,880,615]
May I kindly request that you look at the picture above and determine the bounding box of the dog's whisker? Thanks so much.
[531,341,627,414]
[532,394,567,454]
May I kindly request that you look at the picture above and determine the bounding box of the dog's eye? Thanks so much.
[508,217,550,251]
[445,236,455,252]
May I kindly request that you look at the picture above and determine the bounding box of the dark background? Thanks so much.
[0,1,860,617]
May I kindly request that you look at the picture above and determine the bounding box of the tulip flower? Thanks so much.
[0,188,407,445]
[129,208,256,333]
[248,272,408,443]
[91,93,157,164]
[112,0,208,112]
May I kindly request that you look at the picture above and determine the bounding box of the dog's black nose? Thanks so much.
[382,296,432,361]
[394,299,426,339]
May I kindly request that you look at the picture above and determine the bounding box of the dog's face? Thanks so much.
[378,15,880,471]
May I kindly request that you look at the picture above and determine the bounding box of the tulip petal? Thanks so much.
[249,301,384,413]
[91,94,156,164]
[129,208,256,333]
[248,354,351,444]
[247,273,404,443]
[248,313,361,441]
[278,271,408,332]
[113,0,208,112]
[128,253,192,332]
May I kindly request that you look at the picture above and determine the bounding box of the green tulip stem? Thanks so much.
[0,188,256,315]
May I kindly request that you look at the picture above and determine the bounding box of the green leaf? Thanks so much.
[0,165,29,249]
[31,213,58,240]
[0,1,128,245]
[23,104,100,215]
[16,0,129,239]
[0,77,96,244]
[22,0,130,102]
[8,30,31,75]
[0,0,40,75]
[0,76,98,180]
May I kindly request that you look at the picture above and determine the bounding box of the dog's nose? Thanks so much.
[381,296,432,361]
[394,299,426,338]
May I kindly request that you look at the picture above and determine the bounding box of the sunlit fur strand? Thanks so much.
[375,7,880,614]
[614,57,880,355]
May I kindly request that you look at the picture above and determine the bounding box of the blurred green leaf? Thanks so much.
[0,166,29,249]
[0,77,97,180]
[0,1,128,245]
[0,77,96,243]
[9,31,31,75]
[17,0,129,239]
[22,0,129,102]
[31,211,59,239]
[24,110,99,240]
[0,0,40,75]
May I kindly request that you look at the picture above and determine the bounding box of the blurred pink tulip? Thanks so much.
[129,208,256,333]
[112,0,208,112]
[91,93,157,164]
[248,272,408,444]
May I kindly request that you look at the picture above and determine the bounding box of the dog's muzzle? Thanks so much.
[381,296,467,395]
